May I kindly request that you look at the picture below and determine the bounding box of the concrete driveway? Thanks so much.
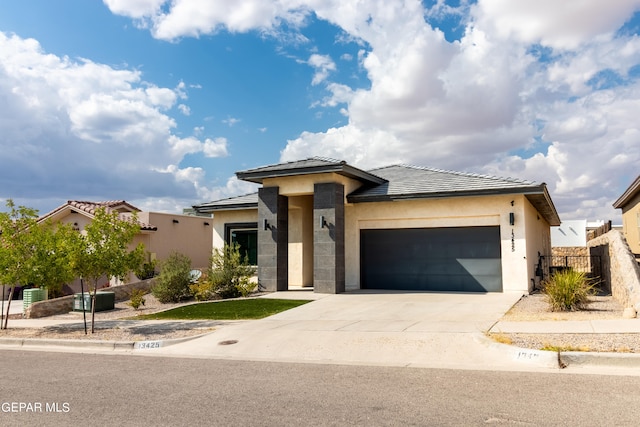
[153,290,548,370]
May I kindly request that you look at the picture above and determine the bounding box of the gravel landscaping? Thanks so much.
[0,294,218,342]
[491,293,640,353]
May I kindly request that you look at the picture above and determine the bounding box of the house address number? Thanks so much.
[135,341,163,350]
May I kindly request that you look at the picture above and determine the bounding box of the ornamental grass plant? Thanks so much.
[542,269,597,312]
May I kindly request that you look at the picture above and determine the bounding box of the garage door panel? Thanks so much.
[361,227,502,292]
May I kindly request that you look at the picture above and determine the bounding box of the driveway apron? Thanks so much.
[152,291,546,370]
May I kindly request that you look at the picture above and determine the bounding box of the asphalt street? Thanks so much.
[1,350,639,426]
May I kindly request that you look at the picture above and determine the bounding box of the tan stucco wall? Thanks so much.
[523,196,552,291]
[56,211,212,289]
[137,212,213,269]
[344,194,545,293]
[288,195,314,286]
[263,172,364,199]
[620,192,640,255]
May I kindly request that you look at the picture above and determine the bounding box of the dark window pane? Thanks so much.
[231,229,257,265]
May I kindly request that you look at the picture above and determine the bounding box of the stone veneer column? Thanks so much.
[313,182,345,293]
[258,187,288,292]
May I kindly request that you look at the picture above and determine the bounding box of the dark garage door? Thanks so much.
[360,226,502,292]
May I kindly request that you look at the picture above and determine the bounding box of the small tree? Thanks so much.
[74,208,144,333]
[0,200,39,329]
[27,220,81,299]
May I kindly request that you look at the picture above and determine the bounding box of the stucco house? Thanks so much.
[194,157,560,294]
[613,175,640,258]
[38,200,213,294]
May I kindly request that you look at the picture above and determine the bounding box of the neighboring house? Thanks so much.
[194,157,560,294]
[38,200,213,294]
[551,220,587,247]
[613,175,640,258]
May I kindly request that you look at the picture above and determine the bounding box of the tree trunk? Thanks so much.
[2,286,15,330]
[91,287,97,334]
[80,279,87,335]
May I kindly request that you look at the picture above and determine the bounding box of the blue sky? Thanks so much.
[1,0,639,222]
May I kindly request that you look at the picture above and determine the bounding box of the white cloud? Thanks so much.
[473,0,640,50]
[222,116,241,126]
[0,32,231,213]
[145,86,177,108]
[307,53,336,85]
[103,0,166,19]
[203,137,229,157]
[178,103,191,115]
[62,2,640,221]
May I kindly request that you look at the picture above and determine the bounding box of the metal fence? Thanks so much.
[536,254,607,293]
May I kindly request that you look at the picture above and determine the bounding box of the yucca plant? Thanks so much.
[542,269,596,311]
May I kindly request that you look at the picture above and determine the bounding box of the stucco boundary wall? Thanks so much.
[24,278,157,319]
[588,230,640,312]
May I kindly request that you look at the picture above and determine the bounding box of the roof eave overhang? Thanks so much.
[613,175,640,209]
[347,185,561,226]
[237,164,387,186]
[194,203,259,213]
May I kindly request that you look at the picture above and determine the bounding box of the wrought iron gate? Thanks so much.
[535,253,606,293]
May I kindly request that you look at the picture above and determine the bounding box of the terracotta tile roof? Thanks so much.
[39,200,157,231]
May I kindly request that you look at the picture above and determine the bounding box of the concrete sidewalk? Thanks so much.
[491,319,640,334]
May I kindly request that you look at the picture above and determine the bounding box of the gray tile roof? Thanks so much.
[193,192,259,212]
[194,160,561,225]
[236,157,386,185]
[347,165,560,225]
[347,164,543,201]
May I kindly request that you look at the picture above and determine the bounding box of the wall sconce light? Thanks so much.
[172,219,179,224]
[319,215,327,229]
[509,212,515,226]
[263,218,270,230]
[203,222,210,226]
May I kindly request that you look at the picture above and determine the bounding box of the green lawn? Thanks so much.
[134,298,312,320]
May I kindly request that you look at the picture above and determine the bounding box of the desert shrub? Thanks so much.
[152,252,193,303]
[206,243,256,299]
[128,288,147,310]
[542,269,596,311]
[135,258,157,280]
[189,274,218,301]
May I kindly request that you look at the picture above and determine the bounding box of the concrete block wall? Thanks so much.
[552,247,589,257]
[588,230,640,311]
[257,187,288,292]
[24,278,157,319]
[313,182,345,294]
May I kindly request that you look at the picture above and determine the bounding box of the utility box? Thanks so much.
[73,292,115,312]
[23,288,47,312]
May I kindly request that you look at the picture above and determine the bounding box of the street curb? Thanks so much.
[0,331,212,352]
[560,351,640,368]
[0,337,135,351]
[480,334,640,369]
[477,334,559,369]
